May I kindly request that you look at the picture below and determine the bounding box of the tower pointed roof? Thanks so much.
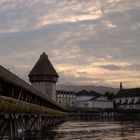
[29,52,59,77]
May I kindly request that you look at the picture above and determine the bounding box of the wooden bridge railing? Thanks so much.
[0,96,68,116]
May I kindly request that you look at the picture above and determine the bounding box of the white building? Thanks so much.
[75,90,113,109]
[91,96,113,109]
[115,83,140,110]
[56,90,75,107]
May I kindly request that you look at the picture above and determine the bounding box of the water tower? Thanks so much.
[28,52,59,101]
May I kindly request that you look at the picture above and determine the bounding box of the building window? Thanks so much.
[125,99,128,104]
[119,100,122,104]
[84,103,88,107]
[138,99,140,104]
[132,99,134,104]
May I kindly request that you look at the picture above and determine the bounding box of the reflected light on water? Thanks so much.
[25,121,140,140]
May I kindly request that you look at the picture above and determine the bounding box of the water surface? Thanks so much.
[25,121,140,140]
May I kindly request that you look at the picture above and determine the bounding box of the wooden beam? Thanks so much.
[29,117,38,130]
[0,80,1,93]
[30,96,33,104]
[0,121,8,140]
[25,95,29,102]
[18,90,23,100]
[11,87,15,98]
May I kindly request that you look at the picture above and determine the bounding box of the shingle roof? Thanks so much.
[116,88,140,98]
[75,90,102,96]
[89,96,100,101]
[29,52,59,77]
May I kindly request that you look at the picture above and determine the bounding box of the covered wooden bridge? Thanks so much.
[0,65,100,139]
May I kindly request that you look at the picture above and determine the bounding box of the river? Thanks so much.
[24,121,140,140]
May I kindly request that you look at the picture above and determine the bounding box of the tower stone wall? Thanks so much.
[32,82,56,100]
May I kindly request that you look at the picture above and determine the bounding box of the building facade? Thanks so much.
[75,90,113,109]
[91,96,113,109]
[115,84,140,110]
[56,90,75,107]
[28,52,59,101]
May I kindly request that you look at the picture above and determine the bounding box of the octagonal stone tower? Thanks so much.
[28,52,59,101]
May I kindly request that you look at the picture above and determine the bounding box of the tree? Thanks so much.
[105,92,115,100]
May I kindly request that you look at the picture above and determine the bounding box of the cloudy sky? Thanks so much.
[0,0,140,88]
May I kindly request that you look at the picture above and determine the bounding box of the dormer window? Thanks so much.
[119,100,122,104]
[138,99,140,104]
[125,99,128,104]
[129,99,134,104]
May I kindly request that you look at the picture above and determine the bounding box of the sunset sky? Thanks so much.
[0,0,140,88]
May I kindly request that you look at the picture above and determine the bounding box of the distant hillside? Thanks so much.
[56,85,119,94]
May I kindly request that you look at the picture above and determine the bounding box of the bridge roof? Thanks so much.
[29,52,59,77]
[0,65,65,111]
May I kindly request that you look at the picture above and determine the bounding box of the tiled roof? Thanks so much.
[89,96,100,101]
[75,90,102,96]
[29,52,59,77]
[116,88,140,98]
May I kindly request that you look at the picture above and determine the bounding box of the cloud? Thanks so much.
[99,64,124,71]
[0,0,104,33]
[0,0,140,88]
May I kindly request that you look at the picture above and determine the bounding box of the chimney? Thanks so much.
[120,82,123,91]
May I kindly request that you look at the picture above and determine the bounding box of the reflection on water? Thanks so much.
[25,121,140,140]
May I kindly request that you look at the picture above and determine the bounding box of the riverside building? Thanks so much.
[75,90,113,109]
[115,83,140,110]
[56,90,75,107]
